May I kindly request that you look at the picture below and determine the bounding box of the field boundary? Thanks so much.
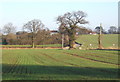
[0,47,62,49]
[1,48,120,50]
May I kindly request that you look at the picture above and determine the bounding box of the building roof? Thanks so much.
[50,30,58,33]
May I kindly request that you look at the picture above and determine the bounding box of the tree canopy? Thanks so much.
[57,11,88,49]
[23,19,45,48]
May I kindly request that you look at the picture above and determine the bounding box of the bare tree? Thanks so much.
[23,19,44,48]
[2,23,16,35]
[98,23,103,49]
[57,11,88,49]
[58,23,67,49]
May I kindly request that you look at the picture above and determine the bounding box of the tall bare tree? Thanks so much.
[23,19,44,48]
[58,23,67,49]
[57,11,88,49]
[2,23,16,35]
[98,23,103,49]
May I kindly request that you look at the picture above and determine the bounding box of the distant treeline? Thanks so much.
[1,25,120,45]
[0,20,119,46]
[1,29,62,45]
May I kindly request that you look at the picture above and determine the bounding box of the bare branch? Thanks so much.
[2,23,16,34]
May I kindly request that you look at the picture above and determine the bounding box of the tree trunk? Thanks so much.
[62,34,64,49]
[98,34,102,49]
[32,42,35,48]
[32,33,35,48]
[69,38,75,49]
[32,37,35,48]
[68,30,76,49]
[98,23,103,49]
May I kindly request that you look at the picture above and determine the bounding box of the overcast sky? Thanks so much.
[0,0,119,31]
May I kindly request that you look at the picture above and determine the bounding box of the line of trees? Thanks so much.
[95,26,120,34]
[1,19,61,47]
[2,30,61,46]
[0,10,119,49]
[0,10,91,49]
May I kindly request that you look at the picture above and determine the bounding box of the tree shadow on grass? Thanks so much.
[2,64,119,80]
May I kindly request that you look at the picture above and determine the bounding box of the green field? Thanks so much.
[2,49,119,80]
[76,34,119,49]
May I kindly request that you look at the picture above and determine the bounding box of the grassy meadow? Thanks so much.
[76,34,118,49]
[2,49,119,80]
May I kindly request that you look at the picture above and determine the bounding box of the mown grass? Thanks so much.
[2,49,119,80]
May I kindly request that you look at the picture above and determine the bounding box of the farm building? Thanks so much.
[50,30,59,35]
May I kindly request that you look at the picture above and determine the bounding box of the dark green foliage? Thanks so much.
[2,39,8,45]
